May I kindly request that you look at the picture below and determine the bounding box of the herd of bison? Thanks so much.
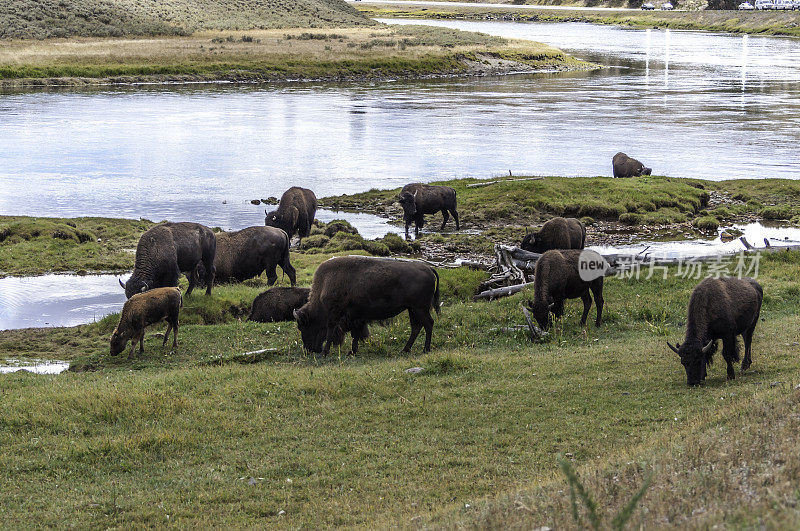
[111,158,763,386]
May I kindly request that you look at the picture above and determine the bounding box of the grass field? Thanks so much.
[0,25,587,84]
[2,245,800,526]
[358,3,800,38]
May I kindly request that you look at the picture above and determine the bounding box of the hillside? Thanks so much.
[0,0,373,40]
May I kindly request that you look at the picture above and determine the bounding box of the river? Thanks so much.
[1,20,799,230]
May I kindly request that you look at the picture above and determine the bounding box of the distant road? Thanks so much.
[348,0,642,13]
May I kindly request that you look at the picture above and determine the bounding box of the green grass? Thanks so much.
[359,4,800,38]
[0,0,372,40]
[2,248,800,527]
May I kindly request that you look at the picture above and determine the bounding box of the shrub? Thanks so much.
[761,206,792,220]
[299,234,329,250]
[580,216,595,227]
[619,213,642,225]
[693,215,720,231]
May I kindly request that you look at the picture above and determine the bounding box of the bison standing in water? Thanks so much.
[198,226,295,286]
[397,183,459,238]
[264,187,317,242]
[668,277,762,386]
[121,222,216,298]
[294,256,440,355]
[613,152,652,178]
[527,249,604,331]
[520,217,586,253]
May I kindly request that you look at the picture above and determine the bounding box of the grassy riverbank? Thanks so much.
[358,3,800,37]
[0,25,588,85]
[2,240,800,526]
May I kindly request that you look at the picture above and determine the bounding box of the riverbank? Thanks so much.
[4,176,800,276]
[0,25,590,86]
[357,2,800,37]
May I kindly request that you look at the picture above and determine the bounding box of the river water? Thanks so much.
[1,21,800,229]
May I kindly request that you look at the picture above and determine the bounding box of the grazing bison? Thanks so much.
[613,152,652,178]
[264,187,317,242]
[397,183,459,238]
[520,217,586,254]
[668,277,762,386]
[121,222,216,298]
[294,256,440,355]
[196,226,295,286]
[249,287,310,323]
[527,249,604,331]
[110,287,182,356]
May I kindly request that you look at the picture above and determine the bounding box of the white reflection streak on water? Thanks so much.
[663,28,671,96]
[645,28,651,83]
[741,34,749,93]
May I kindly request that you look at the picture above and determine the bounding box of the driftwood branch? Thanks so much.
[466,177,543,189]
[474,281,534,301]
[521,304,548,340]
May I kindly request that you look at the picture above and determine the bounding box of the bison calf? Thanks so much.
[110,287,182,356]
[613,152,652,178]
[397,183,459,238]
[249,287,310,322]
[668,277,762,386]
[521,217,586,253]
[294,256,440,355]
[527,249,604,331]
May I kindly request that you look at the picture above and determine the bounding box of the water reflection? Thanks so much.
[0,359,69,374]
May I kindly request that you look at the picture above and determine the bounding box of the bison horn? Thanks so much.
[667,341,680,354]
[293,309,301,322]
[413,190,418,198]
[265,209,268,216]
[548,302,556,310]
[118,279,125,289]
[702,340,714,354]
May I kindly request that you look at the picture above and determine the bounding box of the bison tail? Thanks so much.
[431,268,441,315]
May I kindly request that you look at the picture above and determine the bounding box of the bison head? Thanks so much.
[121,276,148,299]
[641,167,652,176]
[528,300,555,331]
[397,191,417,220]
[109,330,128,355]
[668,339,715,386]
[520,230,544,254]
[265,207,298,238]
[294,305,327,353]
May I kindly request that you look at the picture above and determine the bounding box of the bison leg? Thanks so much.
[138,331,145,355]
[266,265,278,286]
[163,322,172,346]
[403,313,423,353]
[579,290,592,327]
[722,334,739,380]
[281,256,297,287]
[451,209,460,230]
[591,279,604,327]
[405,220,411,240]
[185,266,198,297]
[203,263,215,296]
[414,215,424,238]
[742,326,756,372]
[440,209,450,231]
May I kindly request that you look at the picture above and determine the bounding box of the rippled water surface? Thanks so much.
[0,274,126,330]
[1,21,799,227]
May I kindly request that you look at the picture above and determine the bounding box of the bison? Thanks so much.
[265,187,317,242]
[613,152,652,178]
[527,249,604,331]
[668,277,762,386]
[521,217,586,254]
[196,226,295,286]
[294,256,440,355]
[121,222,216,298]
[110,287,182,356]
[397,183,459,239]
[249,287,310,323]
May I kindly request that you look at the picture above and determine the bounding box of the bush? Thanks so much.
[580,217,595,227]
[299,234,329,250]
[761,206,792,220]
[380,232,413,253]
[619,213,642,225]
[693,215,720,231]
[323,220,358,238]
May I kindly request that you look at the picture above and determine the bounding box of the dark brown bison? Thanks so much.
[397,183,459,238]
[249,287,310,322]
[121,222,216,298]
[613,152,652,178]
[110,287,182,356]
[265,187,317,241]
[521,217,586,254]
[668,277,762,386]
[196,226,295,286]
[294,256,440,355]
[527,249,604,331]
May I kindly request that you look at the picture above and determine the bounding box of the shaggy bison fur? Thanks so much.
[397,183,459,238]
[110,287,182,356]
[122,222,216,298]
[668,277,762,386]
[195,226,295,286]
[294,256,440,355]
[520,217,586,253]
[528,249,604,331]
[265,187,317,241]
[613,152,652,178]
[249,287,310,323]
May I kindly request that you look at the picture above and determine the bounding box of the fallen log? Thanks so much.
[521,305,548,340]
[474,281,534,300]
[466,177,543,189]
